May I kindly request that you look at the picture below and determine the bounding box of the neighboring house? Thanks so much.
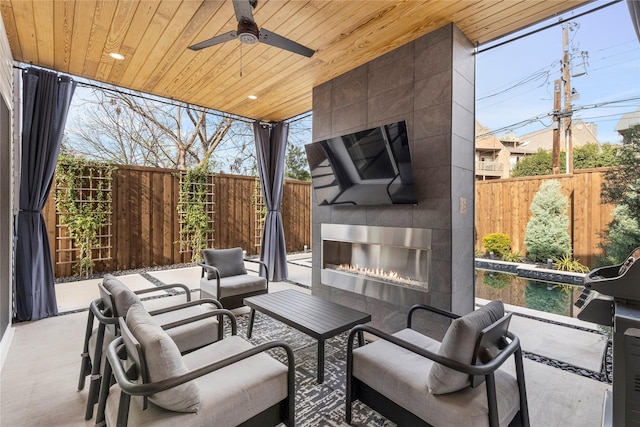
[474,118,600,180]
[475,121,511,180]
[498,130,535,171]
[614,107,640,138]
[475,122,534,180]
[518,118,600,150]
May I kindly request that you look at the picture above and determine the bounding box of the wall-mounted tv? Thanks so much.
[305,120,417,206]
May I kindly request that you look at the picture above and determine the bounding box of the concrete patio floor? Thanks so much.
[1,252,611,426]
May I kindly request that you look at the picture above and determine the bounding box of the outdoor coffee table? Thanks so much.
[244,289,371,383]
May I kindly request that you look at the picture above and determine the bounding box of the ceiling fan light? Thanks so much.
[239,33,258,44]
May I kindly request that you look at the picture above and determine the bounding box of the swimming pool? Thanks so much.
[474,269,583,317]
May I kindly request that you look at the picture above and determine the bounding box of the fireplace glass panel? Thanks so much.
[323,240,429,289]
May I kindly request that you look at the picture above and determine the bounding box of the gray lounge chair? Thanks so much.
[346,301,530,427]
[95,304,295,427]
[78,274,223,420]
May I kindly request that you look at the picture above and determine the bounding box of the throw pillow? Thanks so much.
[202,247,247,280]
[102,274,141,317]
[427,300,504,394]
[125,303,200,412]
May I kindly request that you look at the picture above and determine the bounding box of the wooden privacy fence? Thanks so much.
[44,165,312,278]
[475,167,616,268]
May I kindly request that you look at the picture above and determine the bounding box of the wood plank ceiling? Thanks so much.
[0,0,591,122]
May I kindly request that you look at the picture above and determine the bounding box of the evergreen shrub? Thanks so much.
[482,233,511,257]
[524,180,571,262]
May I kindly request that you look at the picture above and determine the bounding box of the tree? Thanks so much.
[511,143,620,177]
[285,144,311,181]
[600,125,640,264]
[285,114,311,181]
[524,180,571,261]
[599,205,640,265]
[602,125,640,220]
[511,149,555,177]
[65,87,233,170]
[574,143,619,169]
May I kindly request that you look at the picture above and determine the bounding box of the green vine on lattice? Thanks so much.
[177,162,212,262]
[55,155,115,276]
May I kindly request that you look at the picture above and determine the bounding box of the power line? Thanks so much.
[477,70,552,101]
[477,97,640,138]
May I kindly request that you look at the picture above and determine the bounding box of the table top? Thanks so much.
[244,289,371,340]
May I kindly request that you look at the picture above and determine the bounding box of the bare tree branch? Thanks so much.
[65,87,235,170]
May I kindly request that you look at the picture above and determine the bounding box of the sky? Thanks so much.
[476,0,640,144]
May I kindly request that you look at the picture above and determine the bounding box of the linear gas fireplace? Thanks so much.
[321,224,431,305]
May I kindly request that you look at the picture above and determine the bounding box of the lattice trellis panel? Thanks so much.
[177,172,215,255]
[55,165,113,273]
[253,178,265,249]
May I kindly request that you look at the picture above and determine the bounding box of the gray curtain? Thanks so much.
[628,0,640,43]
[15,68,76,321]
[253,121,289,281]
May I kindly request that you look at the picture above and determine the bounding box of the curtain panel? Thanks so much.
[253,121,289,281]
[15,68,76,321]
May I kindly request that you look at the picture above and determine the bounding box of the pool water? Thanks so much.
[474,270,583,317]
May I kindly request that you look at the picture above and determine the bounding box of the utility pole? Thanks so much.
[552,22,575,174]
[552,79,561,174]
[562,23,573,174]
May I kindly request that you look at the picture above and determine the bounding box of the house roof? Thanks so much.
[614,107,640,133]
[0,0,590,121]
[475,121,503,151]
[518,118,601,151]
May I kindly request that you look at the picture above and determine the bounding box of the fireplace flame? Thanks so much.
[335,264,424,288]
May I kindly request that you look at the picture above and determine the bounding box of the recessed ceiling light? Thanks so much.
[109,52,125,60]
[248,95,258,100]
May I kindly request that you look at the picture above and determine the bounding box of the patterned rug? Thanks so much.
[229,311,395,427]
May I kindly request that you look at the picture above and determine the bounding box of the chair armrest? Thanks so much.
[159,308,237,337]
[197,263,220,277]
[407,304,460,328]
[148,298,223,316]
[135,283,192,302]
[106,337,294,397]
[90,299,118,325]
[348,324,520,377]
[244,258,269,281]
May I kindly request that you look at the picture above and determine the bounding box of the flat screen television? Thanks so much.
[304,120,417,206]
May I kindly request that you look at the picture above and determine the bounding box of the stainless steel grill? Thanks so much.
[575,248,640,427]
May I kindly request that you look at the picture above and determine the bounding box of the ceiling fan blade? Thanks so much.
[232,0,256,24]
[259,29,315,58]
[188,31,237,51]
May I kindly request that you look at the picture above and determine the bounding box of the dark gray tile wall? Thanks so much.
[310,24,475,333]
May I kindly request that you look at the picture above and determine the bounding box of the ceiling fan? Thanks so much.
[188,0,315,58]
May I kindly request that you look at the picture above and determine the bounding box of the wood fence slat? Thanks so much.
[49,163,613,277]
[475,169,616,267]
[152,170,163,266]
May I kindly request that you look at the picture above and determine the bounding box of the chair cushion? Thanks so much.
[427,300,505,395]
[125,303,200,413]
[199,274,267,299]
[353,328,519,427]
[104,335,289,426]
[202,248,247,280]
[152,306,219,353]
[102,274,141,317]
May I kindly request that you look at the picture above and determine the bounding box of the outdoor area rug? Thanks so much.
[230,311,395,427]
